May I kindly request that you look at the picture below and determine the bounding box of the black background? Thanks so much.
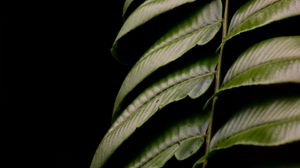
[1,16,6,104]
[50,0,300,168]
[0,1,298,168]
[53,1,126,168]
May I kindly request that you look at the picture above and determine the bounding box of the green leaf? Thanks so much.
[175,136,204,161]
[90,56,217,168]
[226,0,300,41]
[111,55,217,132]
[113,0,222,116]
[220,36,300,92]
[192,155,206,168]
[139,144,179,168]
[210,95,300,151]
[115,0,197,45]
[123,0,135,16]
[126,114,208,168]
[193,155,207,168]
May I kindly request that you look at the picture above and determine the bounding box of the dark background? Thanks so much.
[53,0,300,168]
[54,1,126,168]
[1,16,6,104]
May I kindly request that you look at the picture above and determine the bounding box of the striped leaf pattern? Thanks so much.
[90,56,217,168]
[226,0,300,41]
[136,144,179,168]
[110,55,217,131]
[210,95,300,151]
[114,0,196,46]
[175,136,204,161]
[91,0,300,167]
[220,36,300,92]
[126,114,208,168]
[113,0,222,116]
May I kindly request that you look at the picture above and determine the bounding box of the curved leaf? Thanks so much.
[123,0,136,16]
[113,0,222,116]
[175,136,204,161]
[210,95,300,151]
[110,55,217,132]
[192,155,206,168]
[90,56,217,168]
[126,114,208,168]
[139,144,179,168]
[115,0,196,46]
[226,0,300,41]
[220,36,300,92]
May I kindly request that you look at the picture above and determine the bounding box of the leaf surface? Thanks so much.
[210,96,300,151]
[116,0,196,44]
[140,144,179,168]
[226,0,300,40]
[90,56,217,168]
[175,136,204,161]
[126,114,208,168]
[123,0,136,15]
[113,0,222,116]
[220,36,300,92]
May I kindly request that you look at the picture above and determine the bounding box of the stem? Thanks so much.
[202,0,229,167]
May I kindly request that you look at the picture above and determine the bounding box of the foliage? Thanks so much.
[91,0,300,167]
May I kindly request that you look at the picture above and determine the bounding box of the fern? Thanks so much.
[91,0,300,167]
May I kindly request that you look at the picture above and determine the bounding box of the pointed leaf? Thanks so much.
[226,0,300,41]
[175,136,204,161]
[123,0,136,16]
[116,0,196,45]
[192,155,206,168]
[110,55,217,132]
[90,56,217,168]
[126,114,208,168]
[210,95,300,151]
[220,36,300,92]
[113,0,222,116]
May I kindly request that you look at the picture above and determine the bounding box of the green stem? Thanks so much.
[202,0,229,167]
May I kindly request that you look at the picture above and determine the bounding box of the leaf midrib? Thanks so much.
[223,56,300,86]
[137,134,205,168]
[111,72,215,132]
[229,0,282,33]
[212,115,300,148]
[138,21,221,64]
[120,0,196,43]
